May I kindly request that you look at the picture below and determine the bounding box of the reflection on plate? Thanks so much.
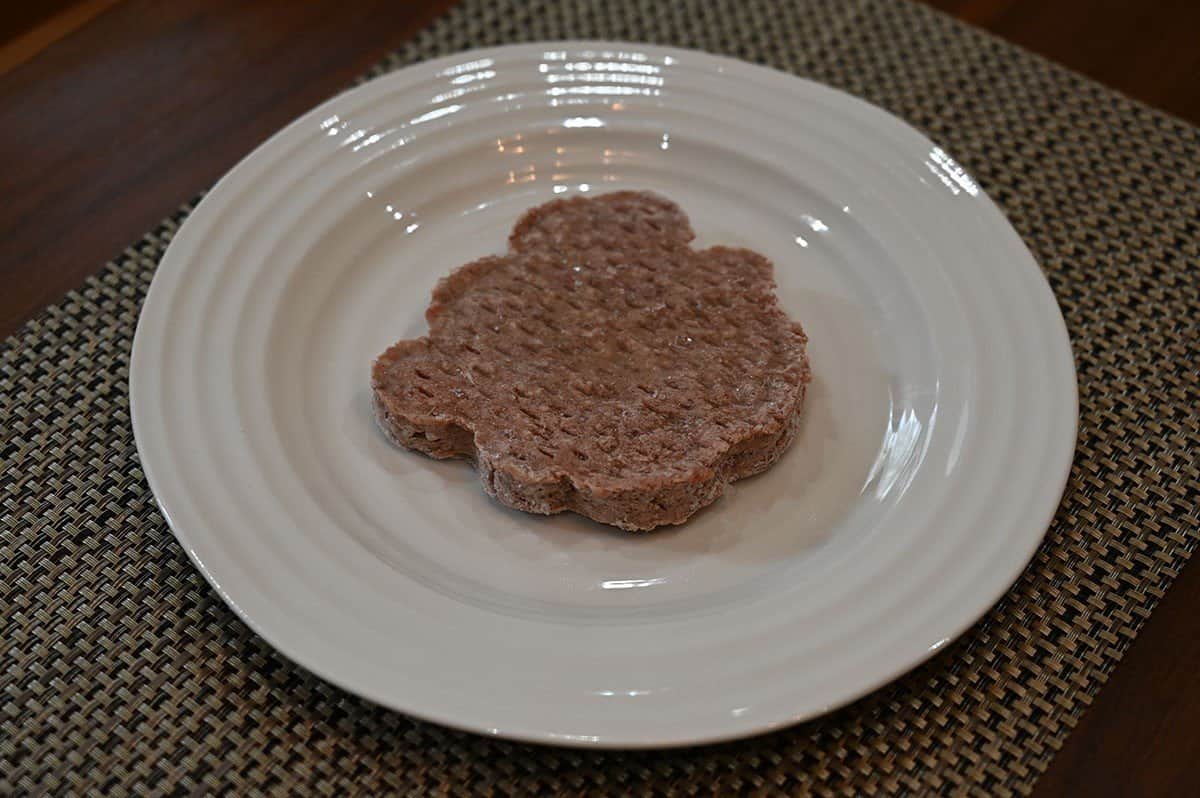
[131,42,1077,747]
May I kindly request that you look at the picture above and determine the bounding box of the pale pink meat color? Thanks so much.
[372,191,811,531]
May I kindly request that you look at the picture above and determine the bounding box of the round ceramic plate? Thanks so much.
[130,42,1077,747]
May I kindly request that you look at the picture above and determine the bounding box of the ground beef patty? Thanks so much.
[371,191,811,531]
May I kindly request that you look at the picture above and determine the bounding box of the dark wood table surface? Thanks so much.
[2,1,1197,793]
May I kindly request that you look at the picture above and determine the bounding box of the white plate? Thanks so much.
[130,42,1077,747]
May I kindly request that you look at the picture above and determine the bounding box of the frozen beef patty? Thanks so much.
[371,191,811,531]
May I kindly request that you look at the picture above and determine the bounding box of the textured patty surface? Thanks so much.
[372,191,811,531]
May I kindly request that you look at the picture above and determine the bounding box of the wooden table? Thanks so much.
[2,2,1197,793]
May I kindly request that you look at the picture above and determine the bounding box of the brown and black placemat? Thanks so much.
[3,0,1199,793]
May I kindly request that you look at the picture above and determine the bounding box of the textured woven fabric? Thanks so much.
[3,0,1199,793]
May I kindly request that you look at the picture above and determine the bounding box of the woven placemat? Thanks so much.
[3,0,1199,794]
